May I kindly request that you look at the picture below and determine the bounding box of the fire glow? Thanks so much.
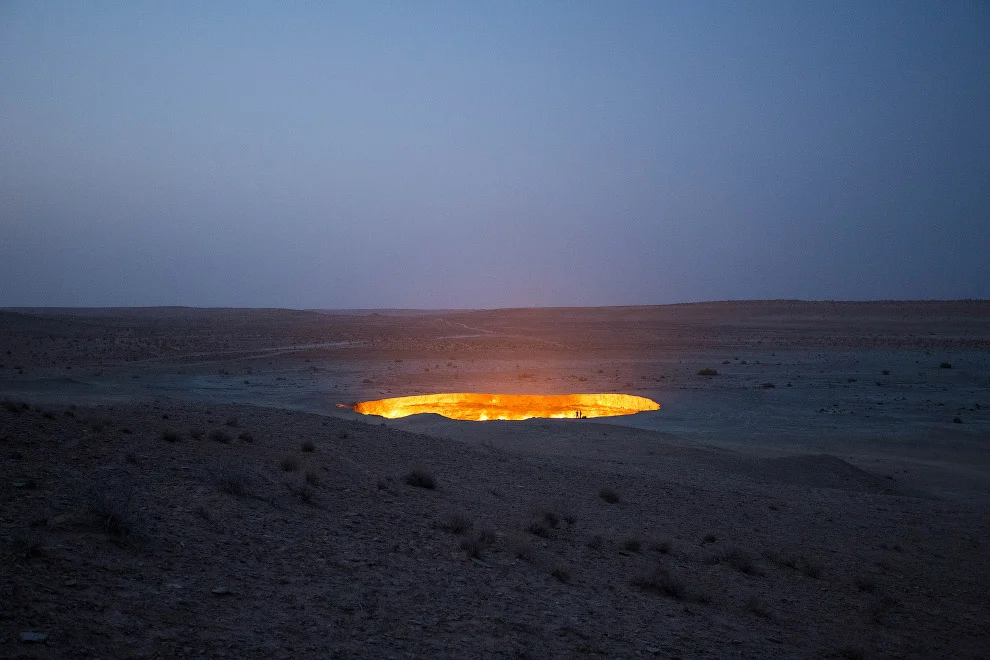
[352,393,660,421]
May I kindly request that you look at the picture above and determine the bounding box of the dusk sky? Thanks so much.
[2,2,988,309]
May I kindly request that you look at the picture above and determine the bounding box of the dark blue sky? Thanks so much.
[2,2,988,308]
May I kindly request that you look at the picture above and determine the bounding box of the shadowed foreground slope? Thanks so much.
[2,400,987,658]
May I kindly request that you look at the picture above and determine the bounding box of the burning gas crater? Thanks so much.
[352,393,660,422]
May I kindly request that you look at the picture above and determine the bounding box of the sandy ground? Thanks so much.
[1,302,988,658]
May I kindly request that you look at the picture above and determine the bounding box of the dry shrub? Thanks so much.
[746,595,772,619]
[460,529,496,559]
[633,565,686,600]
[280,456,299,472]
[188,427,205,440]
[511,535,536,562]
[209,429,232,444]
[855,576,876,593]
[161,429,180,443]
[649,539,672,554]
[88,481,140,543]
[214,458,250,496]
[598,487,620,504]
[444,511,474,534]
[720,547,755,574]
[404,467,436,489]
[838,646,866,660]
[301,439,315,452]
[621,538,642,553]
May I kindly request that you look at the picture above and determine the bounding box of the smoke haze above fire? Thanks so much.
[2,2,988,308]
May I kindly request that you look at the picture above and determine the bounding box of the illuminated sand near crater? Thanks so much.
[352,392,661,421]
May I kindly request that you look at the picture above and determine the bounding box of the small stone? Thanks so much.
[19,631,49,643]
[211,586,232,595]
[63,579,78,587]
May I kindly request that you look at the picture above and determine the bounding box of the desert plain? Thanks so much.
[1,301,988,659]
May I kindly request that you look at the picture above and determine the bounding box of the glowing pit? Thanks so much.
[352,392,660,421]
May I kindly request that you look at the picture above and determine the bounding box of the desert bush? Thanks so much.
[89,417,110,432]
[511,536,536,561]
[88,481,140,542]
[2,399,23,414]
[587,534,604,550]
[799,557,823,579]
[633,565,686,599]
[746,595,771,619]
[881,369,890,375]
[209,429,232,444]
[649,539,672,554]
[550,566,570,583]
[939,362,952,369]
[540,508,560,528]
[621,538,642,552]
[869,595,897,625]
[760,382,776,389]
[526,519,551,538]
[698,368,719,376]
[855,576,876,593]
[301,439,315,452]
[599,487,621,504]
[225,416,239,427]
[460,529,495,559]
[214,459,250,496]
[291,484,314,504]
[404,467,436,489]
[188,427,204,440]
[720,547,755,574]
[304,470,321,486]
[237,430,254,442]
[280,456,299,472]
[838,645,866,660]
[161,429,180,443]
[444,511,474,534]
[702,533,717,544]
[9,528,47,561]
[337,430,349,439]
[952,417,962,424]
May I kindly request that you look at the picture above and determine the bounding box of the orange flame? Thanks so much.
[352,392,660,421]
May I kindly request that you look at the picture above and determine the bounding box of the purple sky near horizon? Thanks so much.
[2,2,989,309]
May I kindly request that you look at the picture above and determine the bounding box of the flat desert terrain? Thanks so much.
[1,301,988,658]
